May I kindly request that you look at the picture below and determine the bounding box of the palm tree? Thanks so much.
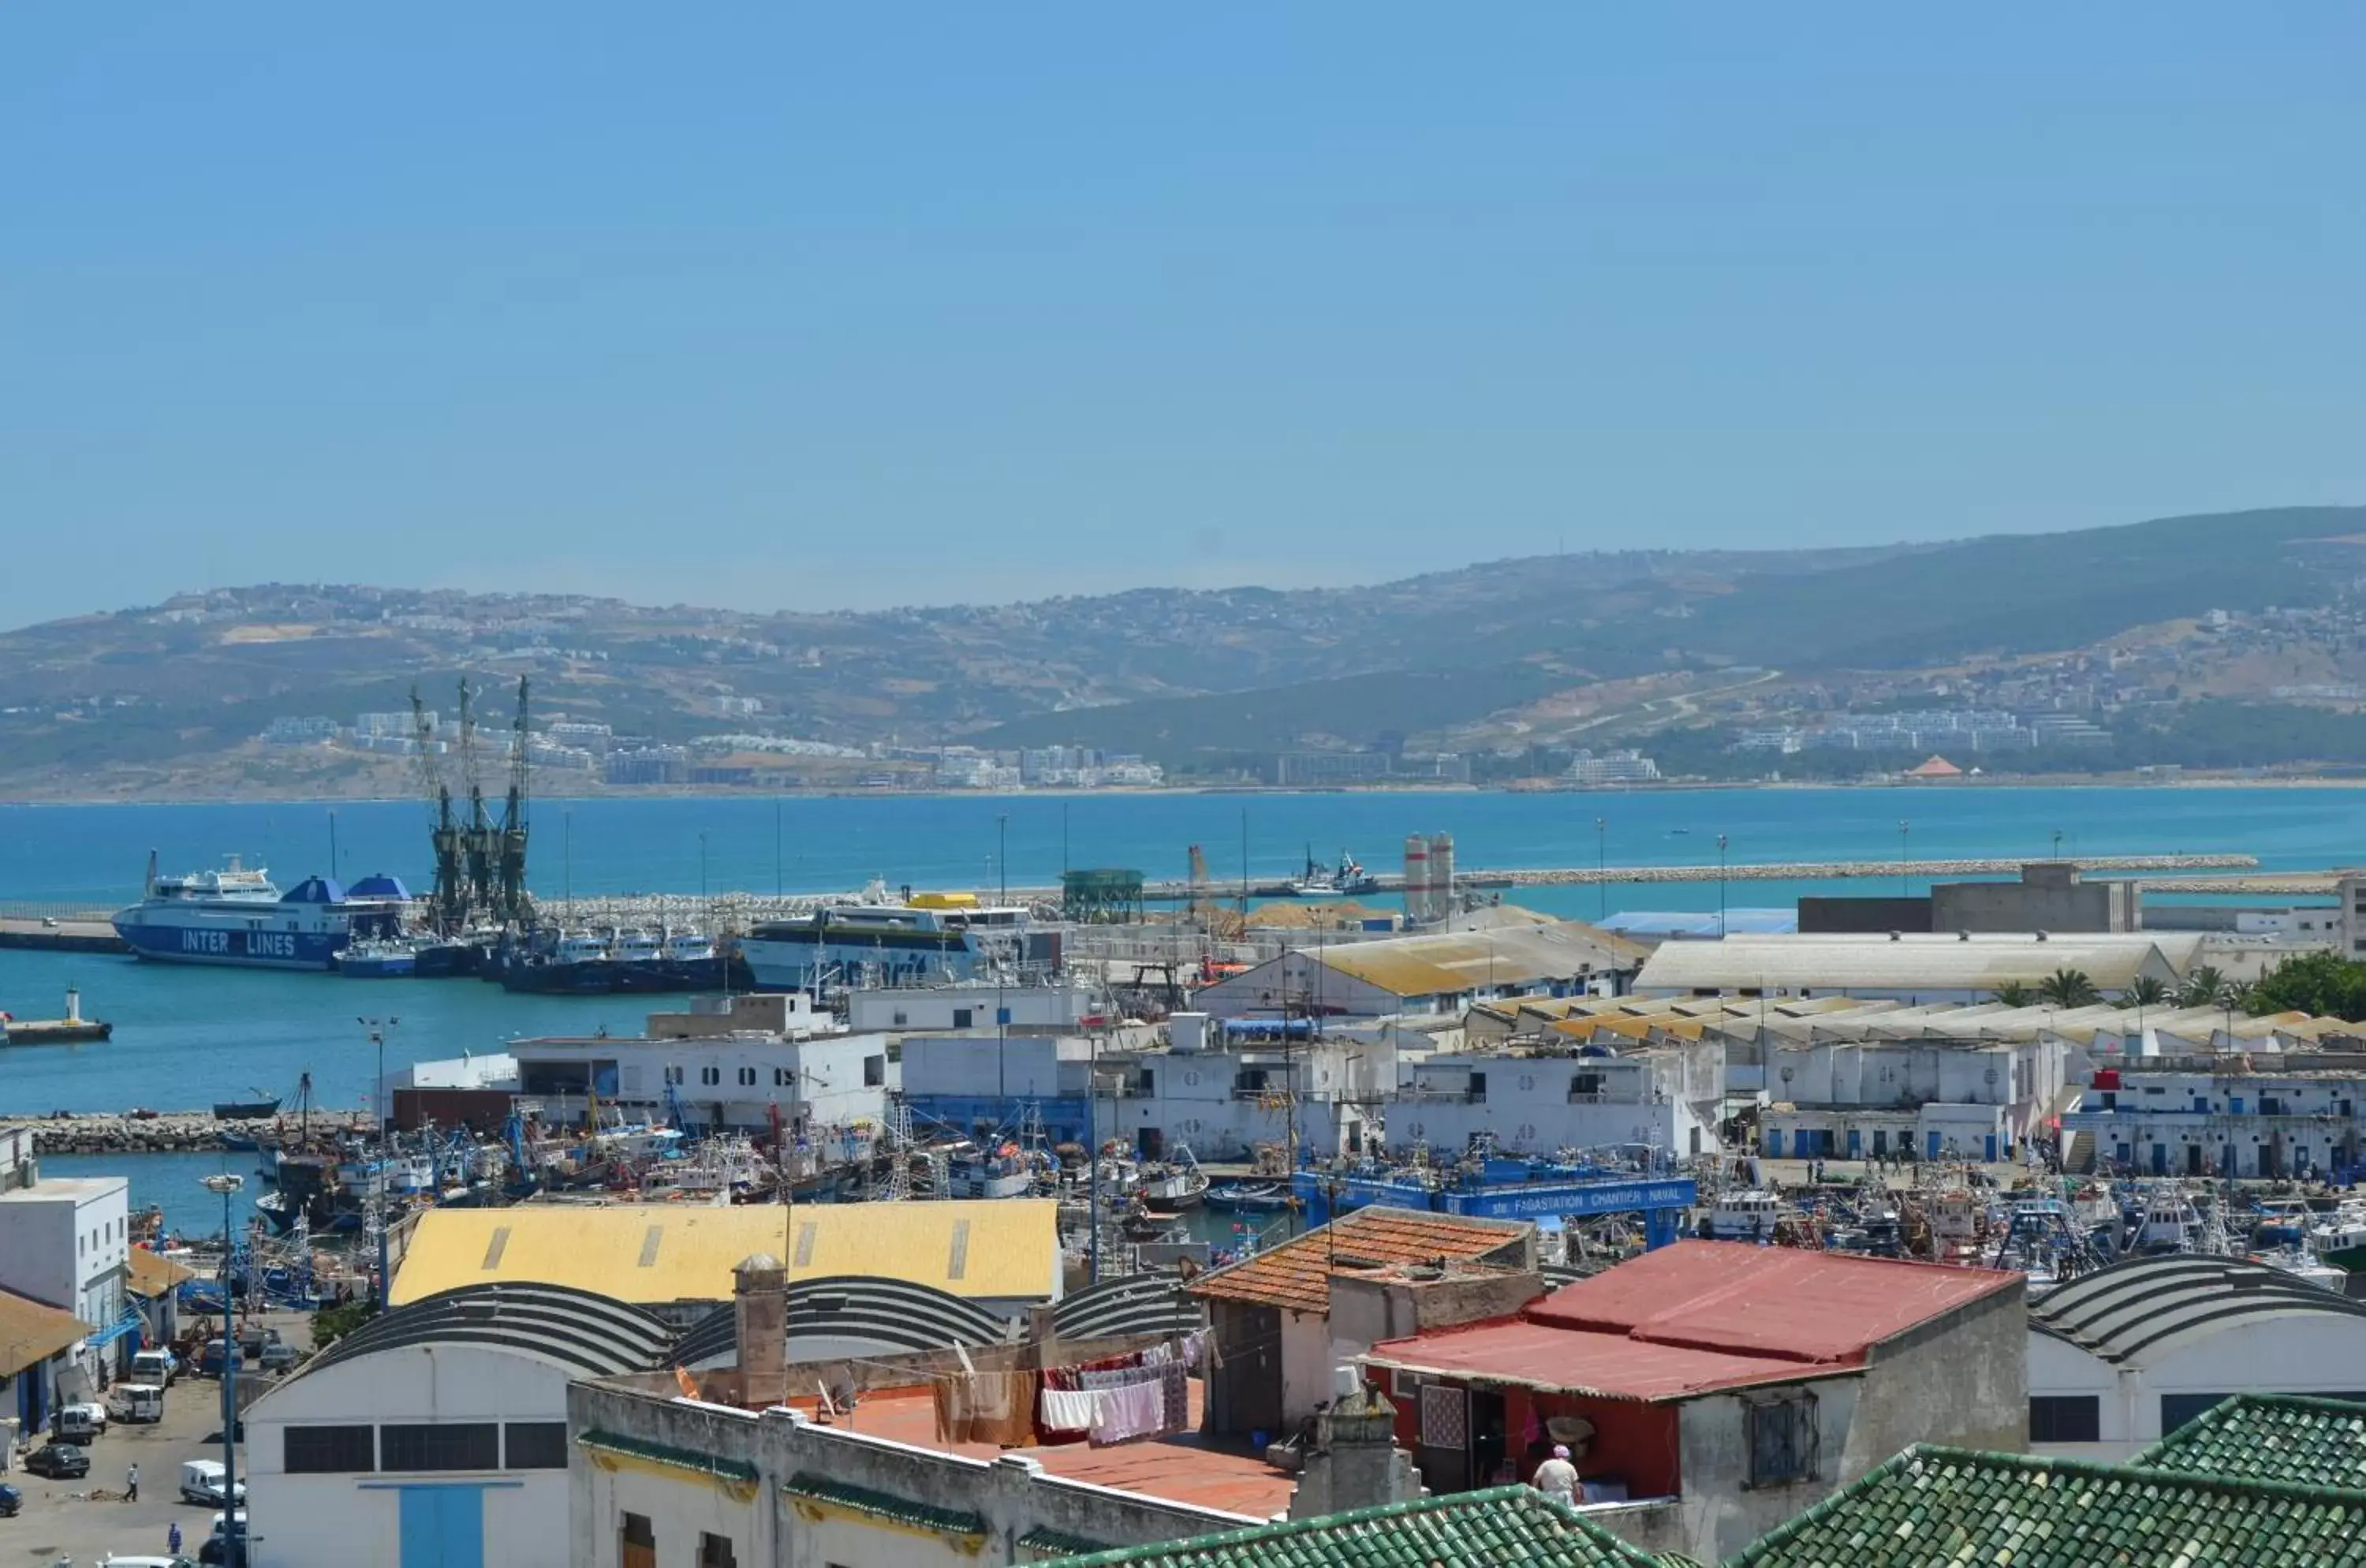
[2120,975,2170,1010]
[2177,965,2229,1010]
[2036,967,2101,1008]
[1992,981,2035,1008]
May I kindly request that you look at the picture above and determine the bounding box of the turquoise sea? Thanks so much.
[2,786,2357,1226]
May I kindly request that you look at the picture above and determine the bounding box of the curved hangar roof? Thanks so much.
[2031,1253,2366,1365]
[300,1281,675,1383]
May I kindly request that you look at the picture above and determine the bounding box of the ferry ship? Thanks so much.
[111,858,406,970]
[739,883,1041,991]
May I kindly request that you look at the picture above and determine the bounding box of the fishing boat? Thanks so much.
[1136,1144,1207,1209]
[214,1095,282,1122]
[337,938,418,979]
[1204,1181,1293,1212]
[1703,1189,1786,1241]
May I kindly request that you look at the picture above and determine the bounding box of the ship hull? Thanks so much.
[114,924,345,970]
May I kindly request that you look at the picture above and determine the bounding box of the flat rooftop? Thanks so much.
[789,1382,1294,1521]
[0,1177,126,1202]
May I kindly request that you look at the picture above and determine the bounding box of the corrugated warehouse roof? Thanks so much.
[1636,932,2185,995]
[1311,921,1642,1001]
[125,1247,196,1299]
[1186,1208,1531,1316]
[0,1288,89,1379]
[2031,1253,2366,1365]
[391,1200,1059,1307]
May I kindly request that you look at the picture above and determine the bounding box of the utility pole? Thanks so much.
[1900,819,1911,897]
[775,798,784,898]
[1716,834,1730,935]
[203,1170,245,1555]
[1595,816,1607,920]
[998,813,1009,906]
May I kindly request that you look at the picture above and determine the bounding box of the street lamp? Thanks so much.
[1716,834,1730,935]
[362,1017,397,1305]
[997,813,1009,905]
[2052,828,2065,862]
[1900,819,1911,897]
[700,831,709,902]
[203,1172,245,1557]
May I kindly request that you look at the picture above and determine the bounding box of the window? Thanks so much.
[664,1066,684,1085]
[2028,1396,2100,1444]
[953,1008,975,1029]
[772,1067,790,1087]
[738,1066,757,1086]
[698,1534,738,1568]
[864,1055,886,1088]
[379,1423,499,1472]
[504,1422,569,1469]
[621,1512,656,1568]
[700,1066,721,1086]
[1135,1066,1153,1096]
[285,1424,375,1473]
[1746,1392,1819,1488]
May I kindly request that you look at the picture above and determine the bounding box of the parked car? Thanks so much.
[198,1512,248,1566]
[180,1459,244,1506]
[54,1402,106,1443]
[0,1481,19,1517]
[24,1443,90,1479]
[258,1341,300,1373]
[110,1382,166,1424]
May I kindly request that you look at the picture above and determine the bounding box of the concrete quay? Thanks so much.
[25,1109,372,1154]
[0,913,129,952]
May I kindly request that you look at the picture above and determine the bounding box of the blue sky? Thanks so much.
[5,6,2361,629]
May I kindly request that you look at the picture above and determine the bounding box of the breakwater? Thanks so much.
[24,1110,371,1155]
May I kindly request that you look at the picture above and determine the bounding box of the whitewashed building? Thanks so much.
[849,982,1101,1034]
[1759,1036,2069,1164]
[2028,1253,2366,1460]
[245,1281,676,1568]
[0,1174,131,1379]
[2060,1054,2366,1178]
[1193,923,1639,1023]
[1387,1040,1724,1160]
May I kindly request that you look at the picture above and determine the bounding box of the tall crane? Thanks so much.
[454,678,499,921]
[494,676,532,926]
[411,685,467,932]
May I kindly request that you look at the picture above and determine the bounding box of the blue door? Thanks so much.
[1846,1129,1861,1159]
[1984,1135,1998,1162]
[2150,1143,2166,1174]
[399,1486,486,1568]
[1767,1129,1784,1157]
[1926,1130,1942,1160]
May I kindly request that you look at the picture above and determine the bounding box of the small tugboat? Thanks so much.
[337,938,418,979]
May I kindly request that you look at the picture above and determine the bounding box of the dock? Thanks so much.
[23,1108,373,1155]
[0,913,129,954]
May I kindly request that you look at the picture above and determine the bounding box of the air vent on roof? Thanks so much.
[794,1222,817,1269]
[636,1226,663,1267]
[481,1226,510,1271]
[948,1219,971,1281]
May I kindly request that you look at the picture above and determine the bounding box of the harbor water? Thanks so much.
[4,786,2360,1228]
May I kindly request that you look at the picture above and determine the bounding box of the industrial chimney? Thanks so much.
[1402,834,1431,924]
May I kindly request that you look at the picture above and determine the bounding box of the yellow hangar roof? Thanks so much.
[390,1200,1059,1308]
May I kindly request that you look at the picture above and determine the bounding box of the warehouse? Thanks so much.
[1194,921,1640,1022]
[1633,931,2197,1004]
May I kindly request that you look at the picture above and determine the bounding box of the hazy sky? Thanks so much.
[6,6,2362,630]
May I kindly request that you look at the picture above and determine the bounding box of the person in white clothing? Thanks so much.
[1532,1443,1579,1502]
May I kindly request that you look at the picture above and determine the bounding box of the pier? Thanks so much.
[0,913,129,954]
[23,1109,372,1154]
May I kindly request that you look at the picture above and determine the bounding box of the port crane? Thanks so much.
[410,685,468,933]
[410,676,533,931]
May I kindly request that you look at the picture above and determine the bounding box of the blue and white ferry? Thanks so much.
[112,858,407,970]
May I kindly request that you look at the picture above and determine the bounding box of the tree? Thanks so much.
[1991,981,2035,1008]
[2037,968,2101,1008]
[2247,951,2366,1021]
[2120,975,2170,1010]
[2176,965,2230,1010]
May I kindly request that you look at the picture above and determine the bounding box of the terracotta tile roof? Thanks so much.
[0,1288,90,1379]
[1185,1208,1532,1316]
[1733,1443,2366,1568]
[2134,1394,2366,1491]
[125,1247,196,1298]
[1032,1484,1663,1568]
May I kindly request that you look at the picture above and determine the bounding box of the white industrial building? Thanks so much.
[1758,1035,2069,1164]
[1633,931,2200,1004]
[1193,920,1639,1022]
[1389,1038,1725,1159]
[2059,1053,2366,1178]
[2027,1254,2366,1460]
[245,1281,677,1568]
[0,1174,132,1379]
[498,994,892,1139]
[847,980,1102,1034]
[898,1014,1398,1161]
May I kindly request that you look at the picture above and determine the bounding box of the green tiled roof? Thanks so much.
[576,1430,759,1484]
[1020,1526,1114,1558]
[2133,1394,2366,1491]
[782,1473,987,1538]
[1733,1443,2366,1568]
[1032,1484,1663,1567]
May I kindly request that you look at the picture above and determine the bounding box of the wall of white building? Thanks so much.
[1390,1046,1721,1159]
[850,985,1099,1034]
[246,1342,581,1568]
[2065,1067,2366,1177]
[512,1034,893,1133]
[2028,1314,2366,1461]
[0,1177,130,1380]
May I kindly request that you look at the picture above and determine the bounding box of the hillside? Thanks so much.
[0,506,2359,795]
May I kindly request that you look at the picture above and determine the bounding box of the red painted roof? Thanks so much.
[1187,1207,1531,1315]
[1526,1241,2020,1365]
[1364,1242,2020,1403]
[1364,1319,1818,1402]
